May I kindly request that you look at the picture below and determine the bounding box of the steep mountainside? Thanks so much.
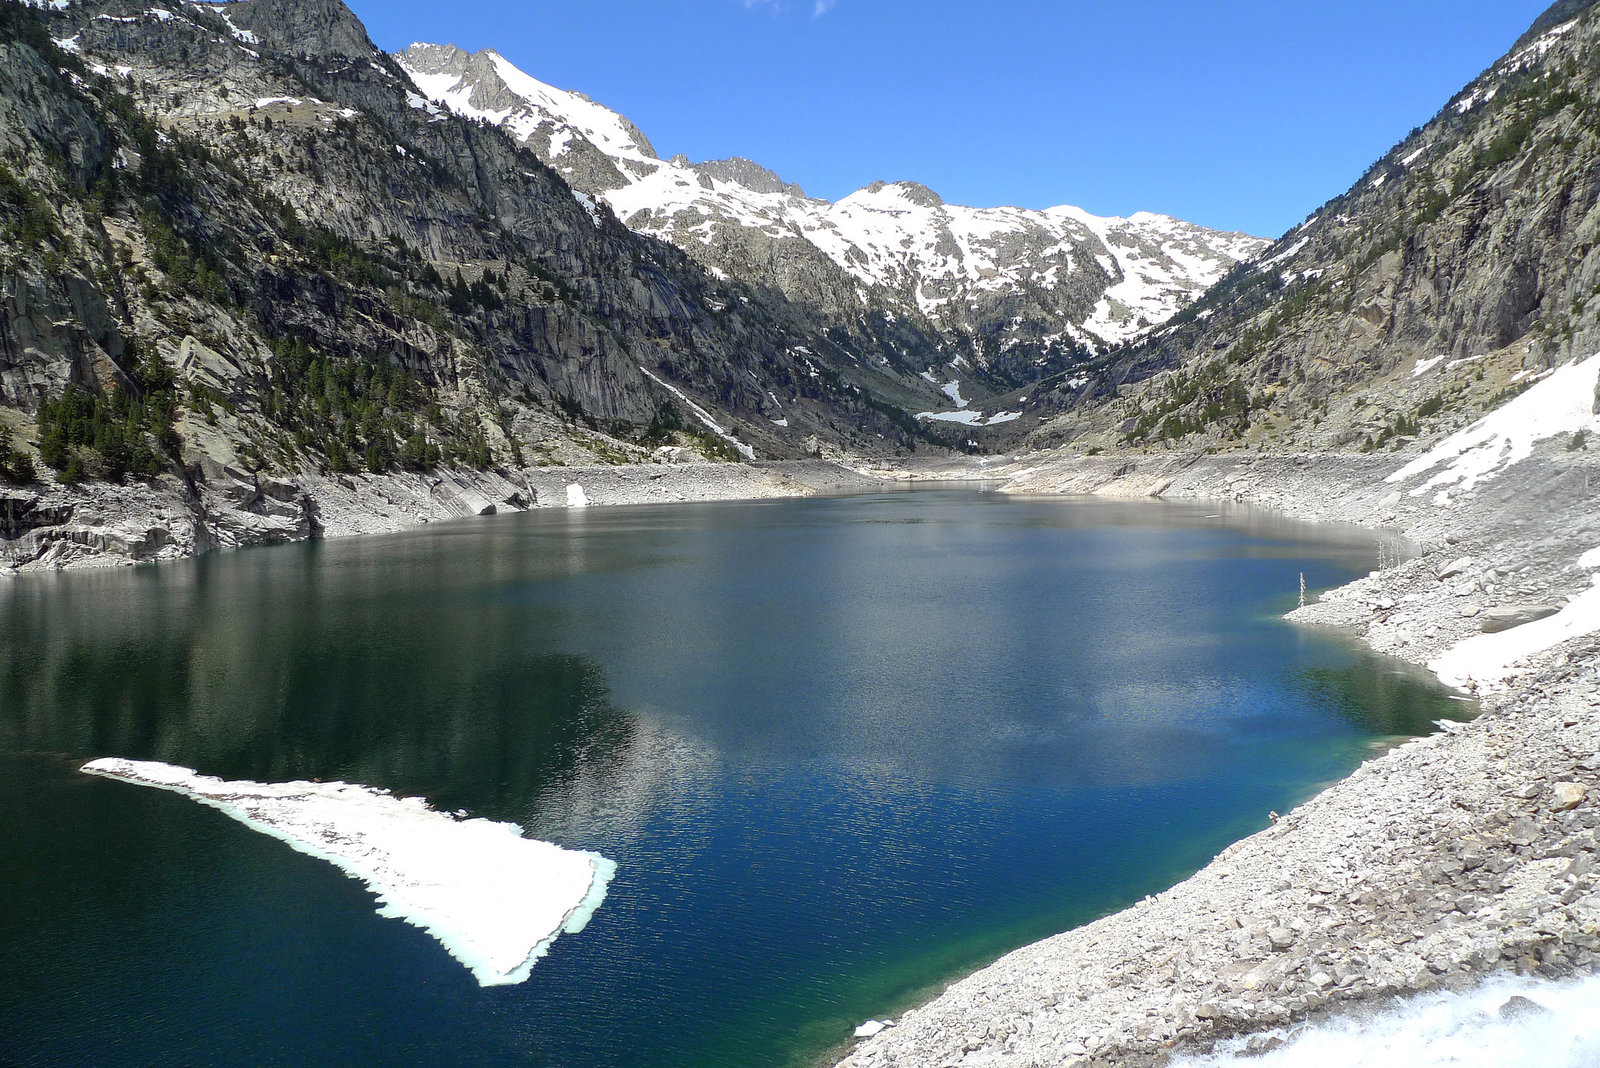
[0,0,998,527]
[395,43,1267,390]
[1023,0,1600,455]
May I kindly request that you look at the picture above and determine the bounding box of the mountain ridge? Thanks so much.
[1,0,1008,571]
[394,41,1269,392]
[5,0,1599,572]
[1011,0,1600,457]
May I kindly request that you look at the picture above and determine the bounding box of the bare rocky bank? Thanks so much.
[0,459,884,574]
[837,443,1600,1066]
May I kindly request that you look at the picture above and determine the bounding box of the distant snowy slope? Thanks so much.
[396,43,1268,378]
[399,43,661,194]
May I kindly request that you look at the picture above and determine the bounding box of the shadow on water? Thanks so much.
[0,577,641,825]
[1296,649,1473,738]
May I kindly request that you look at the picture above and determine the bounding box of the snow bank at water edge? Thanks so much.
[80,758,616,986]
[1374,352,1600,690]
[1431,578,1600,691]
[1173,972,1600,1068]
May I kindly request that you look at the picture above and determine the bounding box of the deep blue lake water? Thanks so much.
[0,487,1463,1067]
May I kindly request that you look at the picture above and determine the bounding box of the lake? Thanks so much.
[0,486,1464,1067]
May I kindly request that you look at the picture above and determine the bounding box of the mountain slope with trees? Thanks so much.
[0,0,986,513]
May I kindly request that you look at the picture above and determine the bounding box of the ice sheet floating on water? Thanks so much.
[80,758,616,986]
[1172,972,1600,1068]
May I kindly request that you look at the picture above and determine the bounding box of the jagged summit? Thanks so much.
[223,0,377,60]
[691,157,806,199]
[397,41,660,195]
[852,180,945,208]
[396,41,1268,379]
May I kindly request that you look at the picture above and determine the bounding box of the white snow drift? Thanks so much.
[1387,353,1600,502]
[1173,972,1600,1068]
[1384,353,1600,689]
[80,757,615,986]
[1430,580,1600,691]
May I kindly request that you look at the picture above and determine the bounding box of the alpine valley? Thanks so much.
[4,1,1600,1067]
[0,0,1267,569]
[395,42,1265,378]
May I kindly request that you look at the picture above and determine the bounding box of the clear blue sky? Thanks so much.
[349,0,1554,238]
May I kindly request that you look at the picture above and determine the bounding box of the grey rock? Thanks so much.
[1554,783,1588,811]
[1498,995,1548,1020]
[1479,605,1560,633]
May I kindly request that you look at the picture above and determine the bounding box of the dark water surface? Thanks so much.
[0,488,1463,1067]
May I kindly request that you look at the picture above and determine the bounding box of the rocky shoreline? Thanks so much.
[0,459,884,575]
[836,444,1600,1067]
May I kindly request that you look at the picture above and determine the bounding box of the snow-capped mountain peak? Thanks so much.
[399,42,660,191]
[396,42,1269,373]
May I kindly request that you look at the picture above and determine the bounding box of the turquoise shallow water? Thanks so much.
[0,488,1464,1067]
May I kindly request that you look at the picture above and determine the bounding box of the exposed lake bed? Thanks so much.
[0,487,1464,1067]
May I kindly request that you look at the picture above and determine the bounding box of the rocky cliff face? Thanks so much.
[1024,0,1600,456]
[0,0,1014,535]
[395,43,1268,391]
[1,0,1043,566]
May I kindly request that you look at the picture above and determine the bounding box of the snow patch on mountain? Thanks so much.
[401,46,657,171]
[1387,353,1600,502]
[638,366,757,460]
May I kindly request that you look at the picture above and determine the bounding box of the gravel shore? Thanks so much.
[836,444,1600,1067]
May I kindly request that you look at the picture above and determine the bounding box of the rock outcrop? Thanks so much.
[0,0,983,526]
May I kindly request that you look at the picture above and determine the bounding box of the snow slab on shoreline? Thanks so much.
[80,758,616,986]
[1172,972,1600,1067]
[1431,580,1600,690]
